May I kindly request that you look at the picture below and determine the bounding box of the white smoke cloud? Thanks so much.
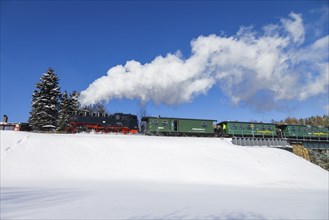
[281,12,305,44]
[79,12,328,110]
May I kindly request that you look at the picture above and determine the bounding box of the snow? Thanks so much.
[1,131,328,219]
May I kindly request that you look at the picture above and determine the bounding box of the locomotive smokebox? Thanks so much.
[3,115,8,123]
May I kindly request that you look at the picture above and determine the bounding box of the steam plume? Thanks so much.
[79,12,328,110]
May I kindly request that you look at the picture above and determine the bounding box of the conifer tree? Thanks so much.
[69,90,80,115]
[95,102,107,115]
[28,68,61,130]
[57,91,70,131]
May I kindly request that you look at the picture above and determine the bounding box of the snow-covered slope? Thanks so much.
[1,131,328,219]
[1,131,327,188]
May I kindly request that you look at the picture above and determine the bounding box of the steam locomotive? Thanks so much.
[66,111,138,134]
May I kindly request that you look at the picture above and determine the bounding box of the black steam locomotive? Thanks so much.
[66,111,138,134]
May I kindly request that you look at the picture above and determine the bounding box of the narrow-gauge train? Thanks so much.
[66,112,329,140]
[4,111,327,148]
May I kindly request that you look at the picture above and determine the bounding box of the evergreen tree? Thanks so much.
[79,102,107,116]
[29,89,42,130]
[28,68,61,130]
[57,91,70,131]
[95,102,107,115]
[82,105,94,114]
[69,90,80,115]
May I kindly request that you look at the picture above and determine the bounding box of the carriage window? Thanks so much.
[162,120,168,125]
[268,126,272,130]
[247,125,251,130]
[319,127,326,132]
[153,120,159,124]
[201,122,208,128]
[232,124,237,129]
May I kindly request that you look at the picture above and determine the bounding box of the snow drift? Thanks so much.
[1,131,328,219]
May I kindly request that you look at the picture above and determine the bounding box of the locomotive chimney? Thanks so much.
[3,115,8,123]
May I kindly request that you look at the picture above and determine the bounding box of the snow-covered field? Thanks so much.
[1,131,328,219]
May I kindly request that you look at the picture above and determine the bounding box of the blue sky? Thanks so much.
[1,0,328,123]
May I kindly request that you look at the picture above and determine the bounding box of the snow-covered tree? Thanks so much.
[57,91,70,131]
[95,102,107,115]
[69,90,80,115]
[28,68,61,130]
[77,102,107,116]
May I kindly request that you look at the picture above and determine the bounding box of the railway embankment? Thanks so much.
[291,144,329,171]
[308,149,329,171]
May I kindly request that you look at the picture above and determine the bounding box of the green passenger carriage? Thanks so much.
[141,116,216,136]
[217,121,277,137]
[278,124,329,140]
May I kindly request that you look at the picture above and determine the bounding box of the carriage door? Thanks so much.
[173,120,178,132]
